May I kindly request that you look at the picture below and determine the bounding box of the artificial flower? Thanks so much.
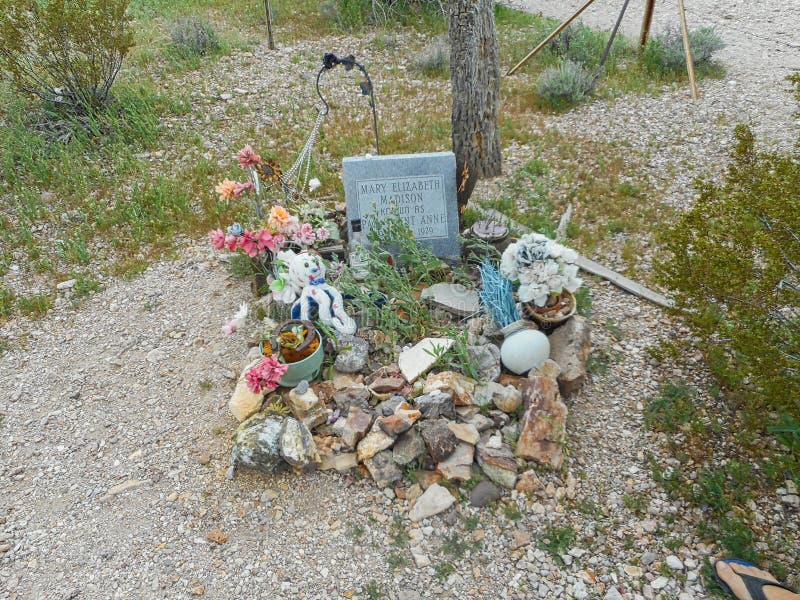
[237,230,260,257]
[233,181,254,197]
[245,355,289,394]
[236,144,261,168]
[224,234,239,251]
[315,226,330,242]
[268,205,291,231]
[222,302,248,336]
[308,178,321,193]
[215,179,238,202]
[209,229,226,250]
[256,159,282,184]
[292,222,317,246]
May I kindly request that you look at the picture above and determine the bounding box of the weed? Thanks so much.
[643,383,697,434]
[386,550,409,570]
[347,523,366,540]
[463,514,480,532]
[539,523,576,561]
[362,580,384,600]
[586,348,619,376]
[72,275,102,300]
[0,286,15,318]
[604,317,623,340]
[198,379,214,391]
[434,561,455,581]
[16,292,52,317]
[622,492,648,516]
[389,515,409,548]
[574,286,592,315]
[501,503,523,522]
[440,533,478,559]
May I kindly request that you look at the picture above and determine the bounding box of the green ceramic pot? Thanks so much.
[277,341,324,388]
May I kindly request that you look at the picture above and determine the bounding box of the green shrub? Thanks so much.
[0,0,134,112]
[411,36,449,78]
[550,22,625,69]
[319,0,443,30]
[535,59,593,109]
[644,27,725,75]
[169,16,220,58]
[655,76,800,420]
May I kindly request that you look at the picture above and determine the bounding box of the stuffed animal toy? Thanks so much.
[276,250,356,335]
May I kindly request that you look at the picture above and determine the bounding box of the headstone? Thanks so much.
[343,151,460,260]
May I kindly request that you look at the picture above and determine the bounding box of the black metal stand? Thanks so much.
[316,53,381,155]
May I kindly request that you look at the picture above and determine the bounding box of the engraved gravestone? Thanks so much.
[343,151,460,260]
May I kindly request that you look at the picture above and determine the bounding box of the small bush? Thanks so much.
[0,0,134,113]
[319,0,443,30]
[655,76,800,420]
[644,27,725,75]
[535,60,593,109]
[411,36,449,78]
[550,22,625,69]
[169,17,221,58]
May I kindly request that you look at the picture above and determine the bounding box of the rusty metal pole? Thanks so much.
[506,0,598,75]
[264,0,275,50]
[639,0,656,47]
[678,0,699,99]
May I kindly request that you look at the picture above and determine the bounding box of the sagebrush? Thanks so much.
[535,60,593,109]
[170,16,221,57]
[656,76,800,420]
[644,27,725,74]
[0,0,134,112]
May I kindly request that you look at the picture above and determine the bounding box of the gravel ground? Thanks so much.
[2,3,799,599]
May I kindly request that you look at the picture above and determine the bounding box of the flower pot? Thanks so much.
[278,341,324,388]
[499,320,550,375]
[521,289,577,332]
[259,319,325,387]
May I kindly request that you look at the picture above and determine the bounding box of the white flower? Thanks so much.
[308,178,321,193]
[500,232,582,306]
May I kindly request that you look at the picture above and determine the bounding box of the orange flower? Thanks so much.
[268,205,291,230]
[215,179,237,202]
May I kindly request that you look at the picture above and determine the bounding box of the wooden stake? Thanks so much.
[264,0,275,50]
[639,0,656,47]
[506,0,598,76]
[677,0,699,99]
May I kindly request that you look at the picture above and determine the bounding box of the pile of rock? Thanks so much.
[225,315,591,514]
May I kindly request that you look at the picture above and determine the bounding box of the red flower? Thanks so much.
[236,144,262,169]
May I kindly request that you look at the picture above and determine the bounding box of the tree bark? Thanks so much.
[449,0,502,218]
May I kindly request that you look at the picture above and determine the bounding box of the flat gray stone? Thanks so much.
[398,337,454,383]
[420,283,480,316]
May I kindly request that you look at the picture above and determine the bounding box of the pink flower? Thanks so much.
[233,181,254,197]
[245,355,289,394]
[255,229,280,253]
[281,215,300,235]
[236,144,261,168]
[272,234,286,251]
[224,234,239,251]
[315,227,330,242]
[292,223,317,246]
[239,230,261,257]
[222,303,248,336]
[209,229,226,250]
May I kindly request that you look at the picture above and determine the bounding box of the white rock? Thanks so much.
[572,580,588,599]
[398,337,454,383]
[409,483,455,521]
[604,587,624,600]
[651,576,669,590]
[56,279,77,290]
[666,555,684,571]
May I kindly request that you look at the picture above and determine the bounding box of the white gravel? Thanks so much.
[2,1,799,598]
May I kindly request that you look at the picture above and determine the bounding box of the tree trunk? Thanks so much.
[449,0,502,218]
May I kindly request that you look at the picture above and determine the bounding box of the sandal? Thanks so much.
[713,559,797,600]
